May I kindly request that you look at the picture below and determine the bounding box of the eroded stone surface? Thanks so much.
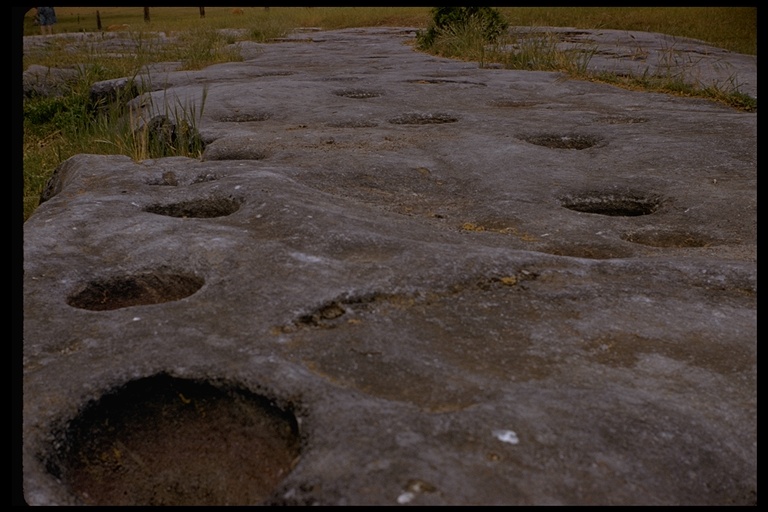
[22,27,756,506]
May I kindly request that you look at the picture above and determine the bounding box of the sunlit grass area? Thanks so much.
[22,7,755,55]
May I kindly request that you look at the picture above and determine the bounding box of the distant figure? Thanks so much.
[36,7,57,35]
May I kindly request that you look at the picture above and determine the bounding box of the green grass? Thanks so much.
[21,7,756,222]
[21,7,755,55]
[495,7,756,56]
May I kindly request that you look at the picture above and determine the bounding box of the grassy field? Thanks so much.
[22,7,756,55]
[21,7,756,222]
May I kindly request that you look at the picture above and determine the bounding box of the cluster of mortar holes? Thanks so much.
[518,133,603,150]
[46,374,301,506]
[218,112,272,123]
[388,112,458,125]
[560,193,661,217]
[144,196,243,218]
[66,271,204,311]
[333,89,382,99]
[593,115,648,124]
[622,230,712,248]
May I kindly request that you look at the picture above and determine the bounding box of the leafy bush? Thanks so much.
[416,7,509,50]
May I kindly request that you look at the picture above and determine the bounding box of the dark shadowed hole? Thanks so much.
[406,79,486,87]
[45,374,301,506]
[321,76,363,82]
[144,197,242,218]
[66,272,204,311]
[518,133,603,149]
[593,115,648,124]
[333,89,382,99]
[622,230,712,248]
[388,112,458,125]
[489,99,539,108]
[560,193,661,217]
[326,120,379,128]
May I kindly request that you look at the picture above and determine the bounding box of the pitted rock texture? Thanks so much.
[23,27,756,506]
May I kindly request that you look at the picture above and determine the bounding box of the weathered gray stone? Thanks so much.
[22,64,80,98]
[22,27,756,506]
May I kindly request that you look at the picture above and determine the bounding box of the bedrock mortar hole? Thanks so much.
[539,243,634,259]
[144,197,242,218]
[518,133,603,150]
[560,193,661,217]
[46,374,301,506]
[333,89,382,99]
[388,112,458,125]
[66,272,204,311]
[218,112,272,122]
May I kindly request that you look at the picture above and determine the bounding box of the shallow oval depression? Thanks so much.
[518,133,603,150]
[45,374,301,506]
[66,271,204,311]
[217,111,272,122]
[144,196,243,218]
[388,112,458,125]
[560,192,661,217]
[333,88,382,99]
[538,242,634,259]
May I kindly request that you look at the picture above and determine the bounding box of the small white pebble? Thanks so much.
[493,429,519,445]
[397,492,415,504]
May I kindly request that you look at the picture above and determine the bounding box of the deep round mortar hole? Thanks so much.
[46,374,301,505]
[144,197,243,218]
[560,192,661,217]
[388,112,458,125]
[622,230,712,248]
[333,89,382,99]
[518,133,603,149]
[66,271,204,311]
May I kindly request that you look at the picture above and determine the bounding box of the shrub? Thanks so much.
[416,7,509,50]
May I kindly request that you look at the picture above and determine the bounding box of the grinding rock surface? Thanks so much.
[23,27,756,506]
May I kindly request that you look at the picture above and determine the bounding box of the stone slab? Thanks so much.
[22,27,756,506]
